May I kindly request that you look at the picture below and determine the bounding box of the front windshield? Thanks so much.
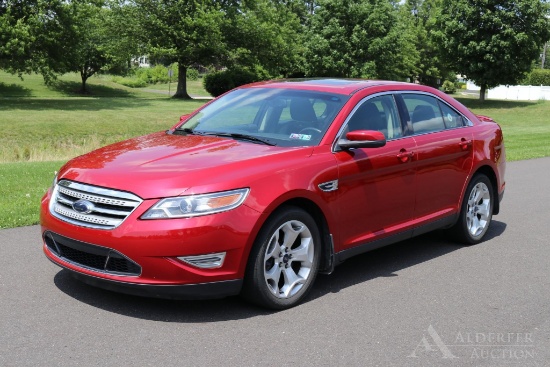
[178,87,349,147]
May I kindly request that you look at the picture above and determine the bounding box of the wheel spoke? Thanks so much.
[280,221,303,248]
[477,201,490,218]
[472,185,483,204]
[466,212,473,227]
[290,240,312,266]
[265,234,281,260]
[280,267,304,298]
[264,263,282,295]
[471,216,482,236]
[468,186,478,206]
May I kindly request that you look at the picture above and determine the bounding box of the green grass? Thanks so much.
[1,72,550,228]
[137,79,212,97]
[0,72,207,162]
[0,161,64,229]
[456,97,550,161]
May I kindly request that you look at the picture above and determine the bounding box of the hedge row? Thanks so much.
[527,69,550,86]
[203,67,272,97]
[111,64,199,88]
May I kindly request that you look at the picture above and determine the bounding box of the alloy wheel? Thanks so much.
[466,182,491,237]
[263,220,314,299]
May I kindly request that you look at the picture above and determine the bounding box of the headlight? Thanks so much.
[141,188,249,219]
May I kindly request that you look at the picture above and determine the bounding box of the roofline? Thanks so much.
[241,78,414,95]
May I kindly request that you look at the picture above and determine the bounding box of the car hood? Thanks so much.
[58,131,313,199]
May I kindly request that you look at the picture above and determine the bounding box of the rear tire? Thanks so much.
[450,174,494,245]
[242,206,321,310]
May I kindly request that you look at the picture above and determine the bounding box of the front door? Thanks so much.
[334,94,417,252]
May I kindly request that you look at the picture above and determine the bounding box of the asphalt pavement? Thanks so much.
[1,158,549,367]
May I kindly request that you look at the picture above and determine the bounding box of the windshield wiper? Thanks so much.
[172,128,205,136]
[201,132,276,146]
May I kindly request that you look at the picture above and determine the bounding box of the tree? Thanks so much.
[61,2,113,93]
[102,0,144,75]
[438,0,550,101]
[132,0,226,99]
[275,0,317,24]
[1,0,134,93]
[541,41,549,69]
[303,0,419,80]
[0,0,71,81]
[222,0,304,77]
[404,0,453,87]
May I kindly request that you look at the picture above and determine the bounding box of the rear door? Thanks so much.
[397,93,474,224]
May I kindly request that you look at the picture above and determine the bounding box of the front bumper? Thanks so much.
[41,188,263,299]
[58,262,243,300]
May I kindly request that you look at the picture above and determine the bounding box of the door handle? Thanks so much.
[397,149,414,163]
[459,138,472,151]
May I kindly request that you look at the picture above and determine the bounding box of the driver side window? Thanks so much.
[347,95,402,139]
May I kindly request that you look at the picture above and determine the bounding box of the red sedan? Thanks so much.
[40,79,506,309]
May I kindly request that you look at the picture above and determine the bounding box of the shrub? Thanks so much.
[455,81,467,90]
[169,63,179,79]
[528,69,550,86]
[111,76,147,88]
[132,65,170,84]
[122,64,204,86]
[442,80,457,94]
[203,68,261,97]
[186,68,199,81]
[149,64,170,84]
[134,67,152,83]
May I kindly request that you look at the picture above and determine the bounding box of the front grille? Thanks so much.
[44,231,141,276]
[50,180,142,229]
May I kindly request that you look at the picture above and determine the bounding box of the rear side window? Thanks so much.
[402,94,446,134]
[438,101,465,129]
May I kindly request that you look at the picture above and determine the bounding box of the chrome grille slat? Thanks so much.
[54,204,122,226]
[50,180,143,230]
[87,206,132,216]
[57,186,139,207]
[57,196,74,206]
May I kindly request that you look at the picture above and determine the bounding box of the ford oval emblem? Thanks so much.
[72,199,94,214]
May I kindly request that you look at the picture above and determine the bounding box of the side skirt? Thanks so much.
[334,214,458,265]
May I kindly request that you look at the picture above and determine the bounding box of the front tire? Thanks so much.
[242,206,321,309]
[451,174,494,245]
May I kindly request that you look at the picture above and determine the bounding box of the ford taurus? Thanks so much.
[41,79,506,309]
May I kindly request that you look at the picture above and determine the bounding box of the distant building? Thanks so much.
[133,56,150,68]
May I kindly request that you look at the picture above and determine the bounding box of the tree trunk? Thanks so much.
[479,84,486,101]
[80,69,88,94]
[173,63,191,99]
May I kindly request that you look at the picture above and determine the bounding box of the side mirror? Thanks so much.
[337,130,386,150]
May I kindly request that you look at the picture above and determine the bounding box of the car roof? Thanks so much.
[243,78,416,95]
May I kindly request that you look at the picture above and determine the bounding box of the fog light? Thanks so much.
[178,252,226,269]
